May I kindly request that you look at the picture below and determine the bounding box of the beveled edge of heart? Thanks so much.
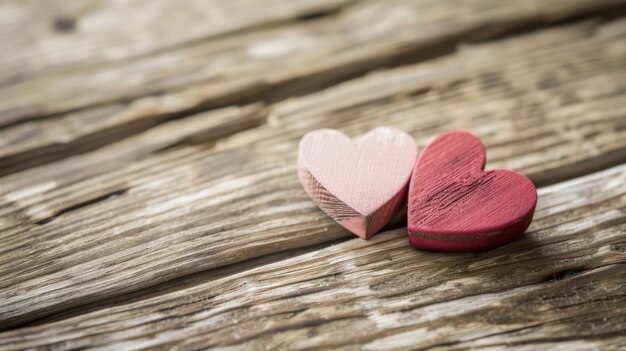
[298,162,407,239]
[408,208,535,252]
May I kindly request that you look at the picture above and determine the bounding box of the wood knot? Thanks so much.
[610,242,626,252]
[53,16,77,32]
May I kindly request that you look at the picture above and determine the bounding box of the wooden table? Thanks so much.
[1,0,626,349]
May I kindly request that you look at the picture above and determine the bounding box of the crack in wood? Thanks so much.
[35,189,129,225]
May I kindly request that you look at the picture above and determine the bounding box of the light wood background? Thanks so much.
[1,0,625,350]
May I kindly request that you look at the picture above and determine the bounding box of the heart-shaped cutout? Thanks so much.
[298,128,417,239]
[408,131,537,251]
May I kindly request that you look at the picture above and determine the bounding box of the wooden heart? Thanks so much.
[298,128,417,239]
[408,131,537,251]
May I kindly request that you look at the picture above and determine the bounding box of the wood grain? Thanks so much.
[0,0,356,85]
[298,128,417,239]
[0,0,624,157]
[1,20,626,329]
[408,131,537,252]
[1,164,624,350]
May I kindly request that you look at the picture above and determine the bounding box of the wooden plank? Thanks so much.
[0,0,355,85]
[5,19,626,221]
[0,103,266,233]
[4,2,626,176]
[1,165,624,350]
[1,0,624,130]
[0,99,266,176]
[1,21,626,329]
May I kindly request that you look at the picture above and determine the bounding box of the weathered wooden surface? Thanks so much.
[0,0,355,84]
[5,0,622,123]
[1,0,626,349]
[2,18,626,331]
[2,0,626,177]
[1,165,625,350]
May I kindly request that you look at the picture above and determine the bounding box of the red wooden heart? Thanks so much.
[408,131,537,252]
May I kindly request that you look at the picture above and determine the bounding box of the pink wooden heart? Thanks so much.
[298,128,418,239]
[408,131,537,252]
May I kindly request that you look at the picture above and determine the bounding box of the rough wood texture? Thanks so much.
[1,165,624,350]
[298,128,417,239]
[1,1,626,349]
[1,0,624,172]
[408,131,537,252]
[1,20,626,332]
[0,0,356,84]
